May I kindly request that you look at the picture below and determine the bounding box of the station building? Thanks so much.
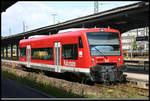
[121,27,149,54]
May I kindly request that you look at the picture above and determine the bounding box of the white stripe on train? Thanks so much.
[18,61,90,73]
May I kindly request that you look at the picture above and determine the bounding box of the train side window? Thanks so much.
[62,44,78,60]
[31,48,53,60]
[20,48,26,57]
[79,37,83,48]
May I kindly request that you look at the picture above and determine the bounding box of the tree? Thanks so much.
[132,38,138,50]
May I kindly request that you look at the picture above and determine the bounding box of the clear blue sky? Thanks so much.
[1,1,139,37]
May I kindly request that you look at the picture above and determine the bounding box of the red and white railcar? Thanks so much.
[19,28,126,82]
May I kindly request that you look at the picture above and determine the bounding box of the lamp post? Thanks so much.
[23,21,25,32]
[94,1,105,13]
[131,31,133,59]
[22,21,29,32]
[25,25,28,31]
[94,1,98,13]
[9,27,11,36]
[51,13,57,24]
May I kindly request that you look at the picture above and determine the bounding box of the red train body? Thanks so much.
[19,28,126,82]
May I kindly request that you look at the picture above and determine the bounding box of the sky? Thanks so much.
[1,1,139,37]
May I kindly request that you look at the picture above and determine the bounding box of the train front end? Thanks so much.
[86,28,126,83]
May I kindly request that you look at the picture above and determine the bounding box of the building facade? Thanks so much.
[121,27,149,53]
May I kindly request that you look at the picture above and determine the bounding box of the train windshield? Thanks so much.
[86,32,121,56]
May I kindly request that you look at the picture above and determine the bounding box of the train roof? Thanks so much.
[58,28,87,33]
[20,28,120,43]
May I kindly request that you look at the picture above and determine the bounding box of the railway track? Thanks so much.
[1,59,149,96]
[92,83,149,97]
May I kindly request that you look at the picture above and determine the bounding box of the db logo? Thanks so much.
[105,58,109,62]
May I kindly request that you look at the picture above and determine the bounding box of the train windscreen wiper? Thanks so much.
[94,46,106,56]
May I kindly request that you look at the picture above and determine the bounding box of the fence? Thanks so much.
[124,59,149,70]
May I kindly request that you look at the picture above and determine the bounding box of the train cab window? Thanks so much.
[20,48,26,57]
[62,44,78,60]
[31,48,53,60]
[79,37,83,48]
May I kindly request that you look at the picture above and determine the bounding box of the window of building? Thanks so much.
[31,48,53,60]
[62,44,78,60]
[20,48,26,57]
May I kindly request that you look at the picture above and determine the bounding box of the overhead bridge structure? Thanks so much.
[1,1,149,60]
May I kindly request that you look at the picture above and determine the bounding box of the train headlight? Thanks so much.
[101,28,104,31]
[118,58,121,62]
[92,58,95,63]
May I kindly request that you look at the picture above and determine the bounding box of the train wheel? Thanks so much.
[119,74,127,83]
[103,73,110,85]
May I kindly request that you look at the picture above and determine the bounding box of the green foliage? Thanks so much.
[132,38,138,50]
[1,68,82,98]
[1,67,149,98]
[39,71,45,76]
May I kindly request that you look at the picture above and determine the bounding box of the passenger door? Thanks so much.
[78,37,84,67]
[26,45,31,67]
[54,42,61,72]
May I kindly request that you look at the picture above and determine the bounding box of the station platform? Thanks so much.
[123,72,149,89]
[1,77,55,98]
[124,58,149,61]
[123,72,149,82]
